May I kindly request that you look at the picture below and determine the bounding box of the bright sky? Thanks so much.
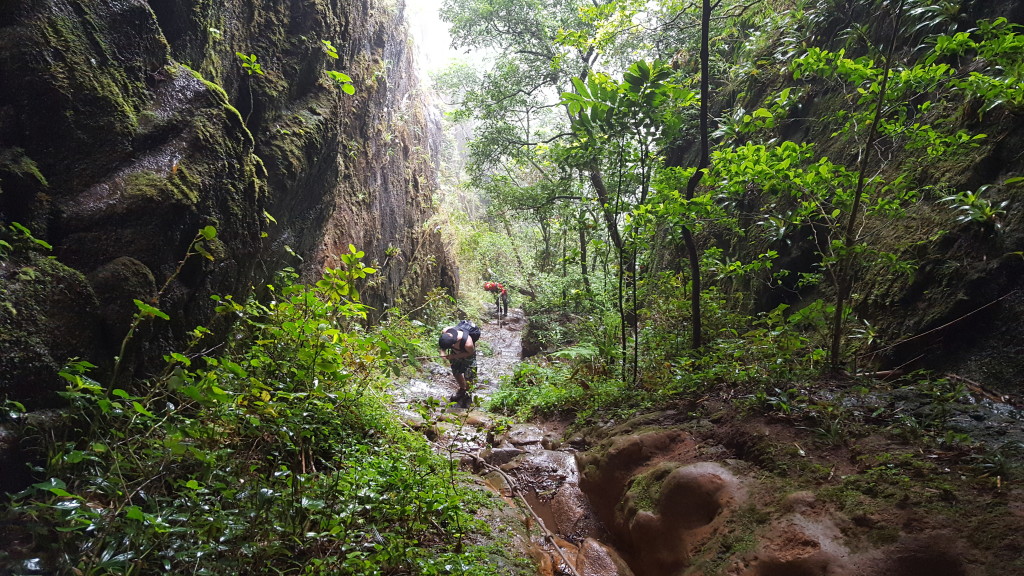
[403,0,461,80]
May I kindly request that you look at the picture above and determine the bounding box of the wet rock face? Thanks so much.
[307,0,456,314]
[619,462,741,575]
[577,428,698,530]
[0,255,105,406]
[0,1,263,399]
[0,0,454,407]
[0,0,168,207]
[572,413,996,576]
[577,538,635,576]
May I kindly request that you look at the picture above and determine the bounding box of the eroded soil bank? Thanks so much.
[392,310,1024,576]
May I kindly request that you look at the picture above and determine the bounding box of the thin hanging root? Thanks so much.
[455,449,582,576]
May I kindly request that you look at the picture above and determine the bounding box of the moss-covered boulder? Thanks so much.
[0,253,104,407]
[86,256,157,347]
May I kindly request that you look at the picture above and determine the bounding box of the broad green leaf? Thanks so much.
[134,299,170,321]
[34,478,68,492]
[195,243,214,261]
[132,401,155,418]
[301,497,326,510]
[571,76,590,99]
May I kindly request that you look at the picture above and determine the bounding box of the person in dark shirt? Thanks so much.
[438,324,476,407]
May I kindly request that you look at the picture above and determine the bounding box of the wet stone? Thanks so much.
[401,413,427,429]
[541,433,562,450]
[484,471,514,497]
[465,411,493,427]
[550,483,601,539]
[503,424,546,448]
[483,446,526,466]
[510,450,580,490]
[577,537,635,576]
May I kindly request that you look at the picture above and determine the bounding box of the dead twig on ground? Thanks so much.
[454,449,581,576]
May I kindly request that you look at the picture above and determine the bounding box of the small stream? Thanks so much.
[390,308,629,576]
[388,310,1024,576]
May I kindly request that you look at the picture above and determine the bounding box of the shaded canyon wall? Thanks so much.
[662,2,1024,390]
[0,0,455,408]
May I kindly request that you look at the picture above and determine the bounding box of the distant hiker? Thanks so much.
[483,281,509,318]
[439,320,480,408]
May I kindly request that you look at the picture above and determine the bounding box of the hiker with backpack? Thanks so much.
[483,281,509,318]
[438,320,480,408]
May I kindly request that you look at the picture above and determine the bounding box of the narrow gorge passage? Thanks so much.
[389,309,1023,576]
[391,308,628,576]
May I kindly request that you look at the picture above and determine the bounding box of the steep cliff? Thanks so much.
[675,1,1024,390]
[786,2,1024,387]
[0,0,455,407]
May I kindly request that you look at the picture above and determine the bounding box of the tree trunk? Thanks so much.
[589,167,623,252]
[678,0,713,350]
[681,225,702,349]
[579,219,591,292]
[829,0,905,371]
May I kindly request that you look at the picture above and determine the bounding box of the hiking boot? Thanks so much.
[448,389,468,406]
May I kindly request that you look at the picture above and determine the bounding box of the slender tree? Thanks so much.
[829,0,906,371]
[678,0,714,350]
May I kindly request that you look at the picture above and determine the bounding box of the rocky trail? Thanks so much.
[390,310,1024,576]
[391,308,620,576]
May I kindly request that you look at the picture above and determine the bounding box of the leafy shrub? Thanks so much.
[1,259,509,575]
[939,185,1010,229]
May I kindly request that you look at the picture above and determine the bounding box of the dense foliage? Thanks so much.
[435,0,1022,396]
[1,242,511,575]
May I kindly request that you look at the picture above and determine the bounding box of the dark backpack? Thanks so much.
[455,319,481,346]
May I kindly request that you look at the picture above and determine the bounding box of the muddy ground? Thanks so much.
[391,309,1024,576]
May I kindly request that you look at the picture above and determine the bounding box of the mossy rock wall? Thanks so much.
[322,0,454,313]
[0,0,454,406]
[148,0,455,313]
[671,2,1024,391]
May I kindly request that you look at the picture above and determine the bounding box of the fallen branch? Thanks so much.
[454,449,581,576]
[946,373,1021,407]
